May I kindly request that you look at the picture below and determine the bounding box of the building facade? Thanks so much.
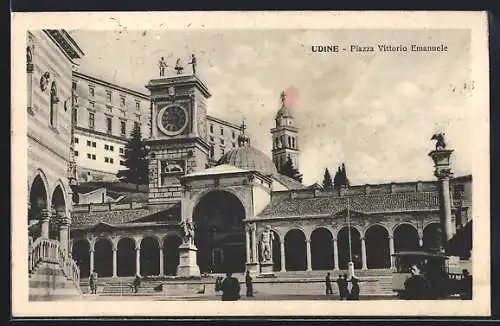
[69,60,472,280]
[28,30,84,251]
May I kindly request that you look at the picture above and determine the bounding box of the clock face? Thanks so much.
[157,105,188,136]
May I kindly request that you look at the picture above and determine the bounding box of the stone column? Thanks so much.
[58,217,71,255]
[389,235,395,269]
[429,148,455,253]
[40,208,51,239]
[251,227,258,263]
[135,245,141,276]
[27,58,34,113]
[280,241,285,272]
[306,239,312,272]
[112,246,117,277]
[245,227,251,263]
[419,237,424,248]
[361,237,368,270]
[159,246,164,276]
[333,238,339,270]
[89,249,95,274]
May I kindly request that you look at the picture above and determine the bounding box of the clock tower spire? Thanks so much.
[145,56,211,205]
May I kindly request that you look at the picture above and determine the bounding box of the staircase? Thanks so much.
[29,237,82,301]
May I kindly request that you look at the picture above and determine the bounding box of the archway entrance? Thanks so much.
[117,238,136,277]
[365,225,390,269]
[94,238,113,277]
[193,191,246,274]
[338,227,362,269]
[72,239,90,278]
[141,237,160,276]
[29,175,48,238]
[50,185,66,240]
[394,224,419,252]
[311,228,334,270]
[423,223,443,253]
[284,229,307,271]
[164,236,182,276]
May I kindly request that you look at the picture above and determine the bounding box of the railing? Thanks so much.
[29,237,80,292]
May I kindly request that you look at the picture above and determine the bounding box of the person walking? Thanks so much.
[215,276,222,296]
[221,272,241,301]
[89,270,98,294]
[245,271,254,297]
[348,276,360,300]
[325,272,333,296]
[133,275,141,294]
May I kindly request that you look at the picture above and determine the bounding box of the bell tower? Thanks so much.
[271,91,300,171]
[145,56,211,205]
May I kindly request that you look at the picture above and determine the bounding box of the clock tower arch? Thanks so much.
[145,64,211,205]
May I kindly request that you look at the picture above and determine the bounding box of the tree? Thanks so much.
[116,123,149,190]
[279,156,303,183]
[333,163,349,190]
[322,168,333,190]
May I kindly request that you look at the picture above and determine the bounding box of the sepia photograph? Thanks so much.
[11,11,490,317]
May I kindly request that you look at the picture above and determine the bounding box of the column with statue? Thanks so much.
[176,219,201,278]
[428,133,454,254]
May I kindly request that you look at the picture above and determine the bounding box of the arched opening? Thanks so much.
[365,225,390,269]
[164,236,182,276]
[117,238,136,277]
[311,228,333,270]
[28,175,48,237]
[394,224,419,252]
[94,238,113,277]
[337,227,362,270]
[193,190,246,274]
[284,229,307,271]
[140,237,160,276]
[423,223,443,253]
[271,231,281,272]
[72,239,90,278]
[50,185,66,240]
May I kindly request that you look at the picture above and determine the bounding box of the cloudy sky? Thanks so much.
[68,29,472,186]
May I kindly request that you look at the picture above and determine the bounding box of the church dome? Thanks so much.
[217,146,278,176]
[275,105,293,120]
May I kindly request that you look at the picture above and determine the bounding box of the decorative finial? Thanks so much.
[280,91,286,105]
[238,118,250,147]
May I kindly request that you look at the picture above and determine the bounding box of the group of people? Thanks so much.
[215,271,254,301]
[87,270,142,295]
[325,272,360,300]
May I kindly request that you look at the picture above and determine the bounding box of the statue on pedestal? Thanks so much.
[259,225,274,262]
[175,58,184,75]
[431,133,446,150]
[188,53,197,75]
[181,220,195,245]
[158,57,167,77]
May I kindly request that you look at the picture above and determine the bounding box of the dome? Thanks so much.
[217,146,278,176]
[275,105,293,120]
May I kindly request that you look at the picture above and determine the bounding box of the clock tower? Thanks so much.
[145,69,211,205]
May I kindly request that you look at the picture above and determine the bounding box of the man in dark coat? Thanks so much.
[245,271,254,297]
[221,272,241,301]
[348,276,360,300]
[325,272,333,296]
[404,264,429,300]
[133,275,141,293]
[336,273,349,300]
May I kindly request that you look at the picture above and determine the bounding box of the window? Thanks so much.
[106,117,112,134]
[92,154,96,160]
[120,121,126,136]
[92,142,96,148]
[232,142,236,148]
[49,82,57,128]
[220,139,225,145]
[210,124,213,133]
[210,145,214,158]
[110,145,114,151]
[110,158,114,164]
[120,160,125,166]
[104,157,109,163]
[74,151,79,156]
[88,112,95,129]
[87,153,91,159]
[86,140,91,146]
[89,86,95,97]
[134,121,140,133]
[220,148,225,156]
[209,136,214,142]
[106,91,112,103]
[220,128,224,136]
[120,96,126,107]
[232,131,235,139]
[135,101,140,111]
[288,136,291,147]
[74,137,79,144]
[72,107,78,124]
[453,184,465,198]
[119,147,124,154]
[104,144,109,150]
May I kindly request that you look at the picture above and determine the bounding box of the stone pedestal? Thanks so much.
[259,261,275,277]
[246,262,260,275]
[176,242,201,278]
